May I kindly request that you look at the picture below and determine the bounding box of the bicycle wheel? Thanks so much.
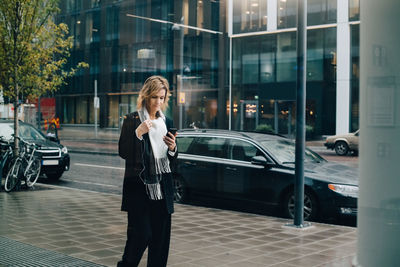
[25,159,41,187]
[4,158,22,192]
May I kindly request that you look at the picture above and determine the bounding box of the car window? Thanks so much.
[228,139,262,162]
[0,124,13,140]
[176,136,195,153]
[260,139,324,164]
[189,137,228,158]
[19,124,46,141]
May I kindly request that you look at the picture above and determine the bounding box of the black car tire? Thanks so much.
[334,141,349,156]
[173,176,187,203]
[282,190,318,221]
[46,171,64,181]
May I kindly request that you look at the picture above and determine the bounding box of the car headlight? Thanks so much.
[61,146,68,154]
[328,184,358,197]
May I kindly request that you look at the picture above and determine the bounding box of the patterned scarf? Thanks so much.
[138,108,171,200]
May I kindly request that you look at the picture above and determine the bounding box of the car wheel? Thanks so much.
[46,171,64,181]
[282,190,318,221]
[173,176,187,203]
[334,141,349,156]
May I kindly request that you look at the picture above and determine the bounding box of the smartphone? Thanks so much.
[168,127,178,136]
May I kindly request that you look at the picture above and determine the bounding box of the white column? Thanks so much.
[336,0,350,134]
[356,1,400,266]
[267,0,277,31]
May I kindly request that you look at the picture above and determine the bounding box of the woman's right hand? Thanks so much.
[136,120,152,139]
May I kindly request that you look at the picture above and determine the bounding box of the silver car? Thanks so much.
[324,130,359,156]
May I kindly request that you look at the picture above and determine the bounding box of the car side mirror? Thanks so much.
[251,156,273,167]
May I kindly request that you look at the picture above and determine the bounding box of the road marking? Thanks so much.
[74,163,124,170]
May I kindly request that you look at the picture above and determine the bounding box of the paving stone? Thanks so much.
[0,186,357,267]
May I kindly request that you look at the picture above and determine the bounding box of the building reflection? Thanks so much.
[54,0,360,137]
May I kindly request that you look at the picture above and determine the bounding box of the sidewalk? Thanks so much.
[0,185,357,267]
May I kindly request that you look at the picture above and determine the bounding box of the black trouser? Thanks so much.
[117,200,171,267]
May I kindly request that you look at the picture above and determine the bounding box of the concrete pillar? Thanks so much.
[356,1,400,266]
[336,0,350,134]
[267,0,277,32]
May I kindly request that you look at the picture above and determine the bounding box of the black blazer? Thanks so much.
[118,111,177,214]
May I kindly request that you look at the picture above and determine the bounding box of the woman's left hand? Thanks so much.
[163,132,176,151]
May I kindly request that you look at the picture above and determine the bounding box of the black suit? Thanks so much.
[117,111,177,267]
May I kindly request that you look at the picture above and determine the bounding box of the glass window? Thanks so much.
[108,95,119,127]
[276,32,296,82]
[242,53,259,84]
[91,0,101,8]
[307,27,337,82]
[228,139,260,162]
[307,0,337,26]
[90,49,99,74]
[85,13,93,44]
[233,0,268,34]
[277,0,296,29]
[0,124,14,140]
[176,136,196,153]
[190,137,227,158]
[232,39,242,85]
[307,30,324,81]
[260,36,276,83]
[76,96,88,124]
[349,0,360,21]
[260,139,324,164]
[19,124,47,141]
[106,6,119,41]
[85,11,100,44]
[71,16,81,48]
[66,0,82,12]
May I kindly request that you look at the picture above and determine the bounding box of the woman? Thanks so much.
[117,76,177,267]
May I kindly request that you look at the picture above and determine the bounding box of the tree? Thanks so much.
[0,0,87,154]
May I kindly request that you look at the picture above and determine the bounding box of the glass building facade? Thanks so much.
[56,0,360,137]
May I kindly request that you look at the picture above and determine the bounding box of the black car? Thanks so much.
[0,120,70,180]
[173,129,358,221]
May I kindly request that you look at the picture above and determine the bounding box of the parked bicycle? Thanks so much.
[0,136,14,191]
[4,136,41,192]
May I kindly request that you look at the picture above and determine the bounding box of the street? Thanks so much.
[38,153,125,195]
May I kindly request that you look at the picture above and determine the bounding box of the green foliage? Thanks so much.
[0,0,88,102]
[255,124,274,133]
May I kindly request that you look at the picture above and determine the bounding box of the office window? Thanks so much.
[277,0,296,29]
[276,32,296,82]
[307,27,337,82]
[308,0,337,26]
[71,16,81,48]
[260,36,276,83]
[85,12,100,44]
[349,0,360,21]
[233,0,267,34]
[242,40,259,84]
[106,6,119,41]
[66,0,82,12]
[91,0,101,8]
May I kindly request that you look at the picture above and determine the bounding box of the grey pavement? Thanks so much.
[0,185,357,267]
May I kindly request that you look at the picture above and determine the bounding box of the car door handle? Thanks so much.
[183,161,197,166]
[226,166,237,171]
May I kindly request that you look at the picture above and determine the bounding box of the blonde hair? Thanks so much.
[137,75,170,113]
